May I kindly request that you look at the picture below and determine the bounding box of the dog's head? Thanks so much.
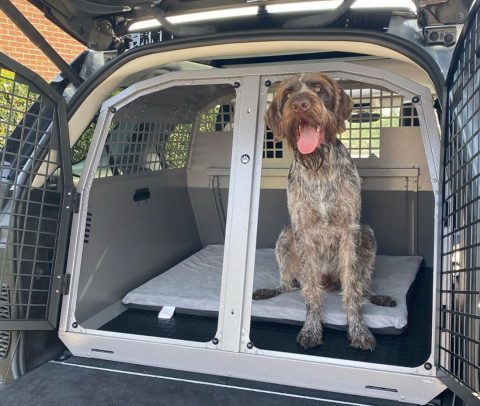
[265,73,352,156]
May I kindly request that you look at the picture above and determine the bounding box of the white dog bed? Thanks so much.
[123,245,423,334]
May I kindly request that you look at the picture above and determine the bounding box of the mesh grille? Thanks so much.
[339,85,418,158]
[96,121,193,178]
[438,5,480,396]
[0,285,10,358]
[199,104,235,132]
[264,83,418,160]
[263,128,283,159]
[0,64,63,324]
[196,84,418,160]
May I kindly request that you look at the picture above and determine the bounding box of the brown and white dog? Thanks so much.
[253,73,395,351]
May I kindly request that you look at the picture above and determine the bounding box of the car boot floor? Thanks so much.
[100,268,432,368]
[0,356,406,406]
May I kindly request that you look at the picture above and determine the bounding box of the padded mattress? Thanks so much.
[123,245,423,334]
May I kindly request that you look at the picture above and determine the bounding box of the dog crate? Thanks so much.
[50,60,451,404]
[0,4,479,403]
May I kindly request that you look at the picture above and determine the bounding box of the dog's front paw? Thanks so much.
[252,288,280,300]
[297,328,323,349]
[370,294,396,307]
[349,328,376,351]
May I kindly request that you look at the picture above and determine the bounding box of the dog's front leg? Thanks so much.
[297,242,325,349]
[339,229,376,351]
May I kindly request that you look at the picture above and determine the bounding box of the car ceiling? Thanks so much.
[26,0,419,50]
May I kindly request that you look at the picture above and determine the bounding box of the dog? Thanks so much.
[253,73,396,351]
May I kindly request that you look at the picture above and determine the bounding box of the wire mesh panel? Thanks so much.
[263,127,284,159]
[96,118,194,178]
[0,54,72,330]
[438,3,480,400]
[197,84,418,163]
[260,81,419,162]
[198,103,235,132]
[339,84,419,158]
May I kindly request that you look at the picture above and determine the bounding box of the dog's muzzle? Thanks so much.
[285,93,329,155]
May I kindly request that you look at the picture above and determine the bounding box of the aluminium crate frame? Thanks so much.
[59,62,445,404]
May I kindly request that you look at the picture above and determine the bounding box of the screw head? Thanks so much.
[241,154,250,164]
[72,322,78,328]
[265,80,272,87]
[110,107,117,113]
[233,81,241,88]
[412,96,420,104]
[212,337,219,345]
[246,342,254,349]
[424,362,432,370]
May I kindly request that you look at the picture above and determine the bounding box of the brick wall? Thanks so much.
[0,0,86,81]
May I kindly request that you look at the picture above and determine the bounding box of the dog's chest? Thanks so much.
[288,169,337,212]
[286,157,360,225]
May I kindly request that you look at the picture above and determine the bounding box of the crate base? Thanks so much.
[100,267,432,368]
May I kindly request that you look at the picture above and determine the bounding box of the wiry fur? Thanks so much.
[253,73,396,351]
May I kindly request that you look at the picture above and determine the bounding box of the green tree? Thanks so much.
[0,68,39,148]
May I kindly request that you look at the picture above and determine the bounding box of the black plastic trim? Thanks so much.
[445,0,480,86]
[437,371,480,406]
[67,29,445,117]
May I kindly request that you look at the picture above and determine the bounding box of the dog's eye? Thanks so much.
[286,92,291,99]
[313,85,321,93]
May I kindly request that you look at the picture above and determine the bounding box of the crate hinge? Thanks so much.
[65,189,81,213]
[58,273,71,295]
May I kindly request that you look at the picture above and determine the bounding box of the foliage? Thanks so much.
[199,105,221,132]
[165,123,192,169]
[70,88,122,164]
[71,122,95,164]
[0,68,38,148]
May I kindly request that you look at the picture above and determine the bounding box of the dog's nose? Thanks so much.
[292,98,311,112]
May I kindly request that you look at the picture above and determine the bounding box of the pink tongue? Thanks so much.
[297,126,323,154]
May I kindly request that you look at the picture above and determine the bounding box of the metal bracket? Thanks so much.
[56,274,71,295]
[65,189,81,213]
[240,328,262,354]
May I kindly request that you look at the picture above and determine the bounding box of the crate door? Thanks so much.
[437,2,480,404]
[0,53,73,331]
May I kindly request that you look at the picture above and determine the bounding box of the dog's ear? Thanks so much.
[335,88,353,134]
[265,97,284,141]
